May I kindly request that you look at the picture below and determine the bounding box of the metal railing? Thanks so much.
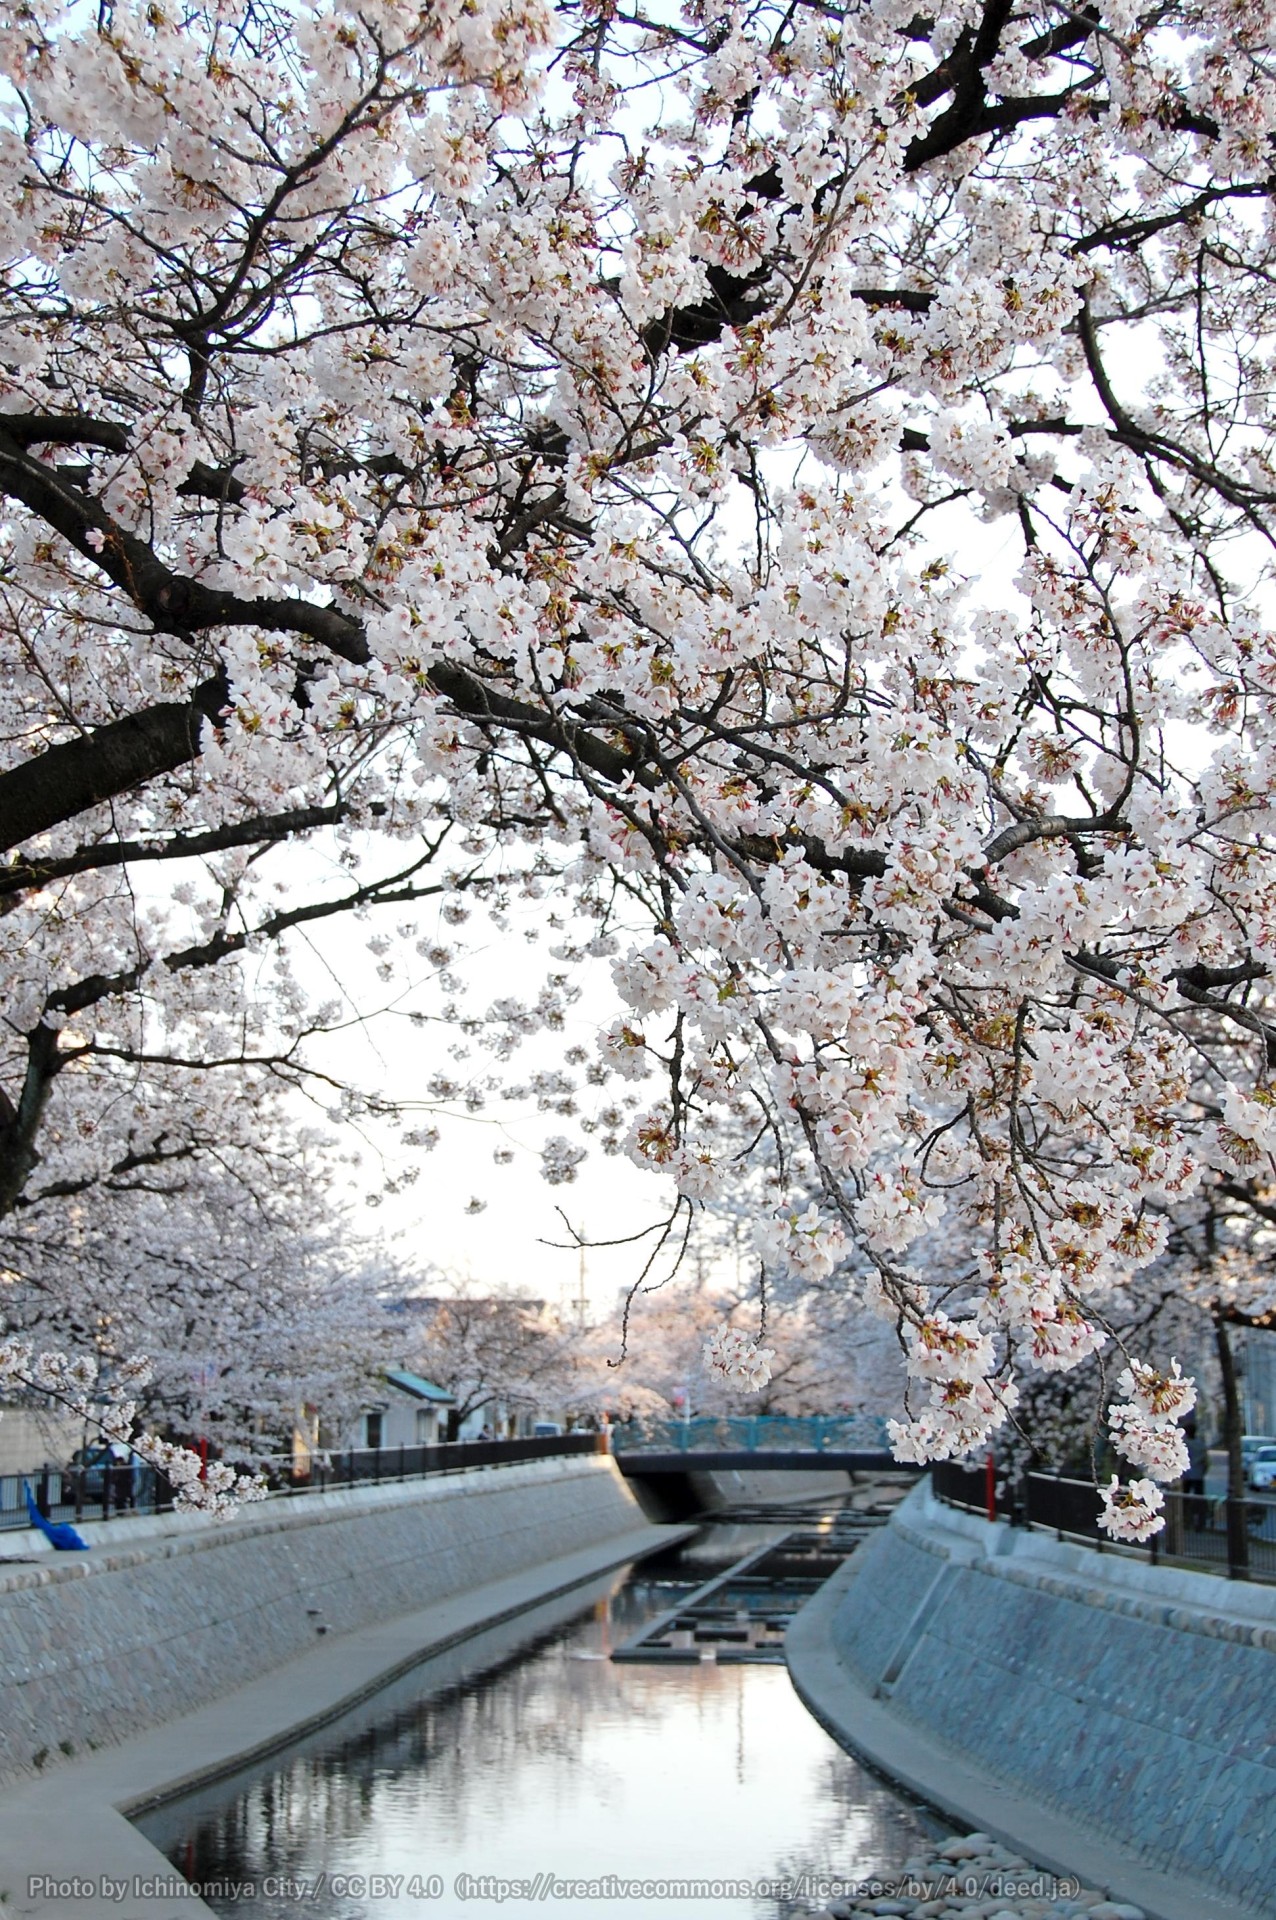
[1,1432,606,1533]
[931,1456,998,1517]
[287,1431,602,1492]
[931,1459,1276,1583]
[611,1414,890,1454]
[0,1461,172,1531]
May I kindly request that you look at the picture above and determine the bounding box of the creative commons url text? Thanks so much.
[30,1870,1086,1903]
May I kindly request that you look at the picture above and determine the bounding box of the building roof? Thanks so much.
[384,1367,455,1405]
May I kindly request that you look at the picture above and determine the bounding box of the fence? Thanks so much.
[931,1459,1276,1583]
[611,1414,890,1454]
[1,1432,605,1533]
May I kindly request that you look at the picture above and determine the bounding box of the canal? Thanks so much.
[136,1508,949,1920]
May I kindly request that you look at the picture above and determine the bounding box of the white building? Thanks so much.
[346,1368,456,1453]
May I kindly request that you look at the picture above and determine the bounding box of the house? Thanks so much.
[377,1292,573,1440]
[346,1368,456,1453]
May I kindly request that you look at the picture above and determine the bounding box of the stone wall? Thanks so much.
[0,1455,646,1782]
[817,1481,1275,1912]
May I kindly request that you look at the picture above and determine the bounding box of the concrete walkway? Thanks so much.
[0,1520,692,1920]
[785,1561,1264,1920]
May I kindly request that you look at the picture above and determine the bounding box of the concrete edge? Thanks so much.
[0,1453,621,1591]
[895,1481,1276,1644]
[0,1518,695,1919]
[783,1560,1265,1920]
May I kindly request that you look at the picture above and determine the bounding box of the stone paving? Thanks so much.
[805,1833,1147,1920]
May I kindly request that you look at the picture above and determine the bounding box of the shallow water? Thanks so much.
[138,1532,946,1920]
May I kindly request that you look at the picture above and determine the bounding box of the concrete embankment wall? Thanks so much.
[0,1454,648,1784]
[792,1480,1274,1915]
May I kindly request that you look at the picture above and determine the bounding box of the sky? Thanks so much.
[254,838,683,1318]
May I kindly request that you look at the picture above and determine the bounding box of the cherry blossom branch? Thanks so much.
[0,1338,265,1516]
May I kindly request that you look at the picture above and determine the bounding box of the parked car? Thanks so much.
[1248,1444,1276,1491]
[1241,1434,1275,1473]
[66,1442,143,1505]
[531,1421,563,1437]
[66,1443,114,1497]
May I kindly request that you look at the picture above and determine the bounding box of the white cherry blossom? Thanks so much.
[3,0,1276,1528]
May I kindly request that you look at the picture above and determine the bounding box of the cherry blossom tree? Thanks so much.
[593,1191,905,1416]
[4,0,1276,1530]
[0,1136,393,1464]
[582,1276,729,1419]
[647,1280,903,1418]
[401,1290,579,1432]
[1151,1193,1276,1549]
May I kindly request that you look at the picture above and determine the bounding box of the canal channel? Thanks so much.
[136,1491,951,1920]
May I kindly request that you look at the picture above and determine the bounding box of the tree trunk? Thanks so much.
[1215,1313,1249,1577]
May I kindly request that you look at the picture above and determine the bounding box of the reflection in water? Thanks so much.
[139,1542,945,1920]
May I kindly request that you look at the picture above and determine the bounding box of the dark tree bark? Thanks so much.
[1215,1313,1249,1577]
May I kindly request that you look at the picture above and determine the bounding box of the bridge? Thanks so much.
[615,1449,899,1474]
[610,1414,899,1476]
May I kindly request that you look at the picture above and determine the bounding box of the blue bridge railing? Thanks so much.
[610,1414,889,1454]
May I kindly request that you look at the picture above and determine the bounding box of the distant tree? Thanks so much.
[2,1159,390,1462]
[404,1291,577,1435]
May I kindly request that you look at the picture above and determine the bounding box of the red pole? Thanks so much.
[985,1450,996,1523]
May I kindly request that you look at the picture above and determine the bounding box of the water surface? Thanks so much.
[139,1534,945,1920]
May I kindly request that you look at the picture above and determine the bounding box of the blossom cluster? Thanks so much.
[1099,1477,1167,1545]
[137,1437,267,1518]
[1107,1360,1197,1492]
[703,1323,776,1393]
